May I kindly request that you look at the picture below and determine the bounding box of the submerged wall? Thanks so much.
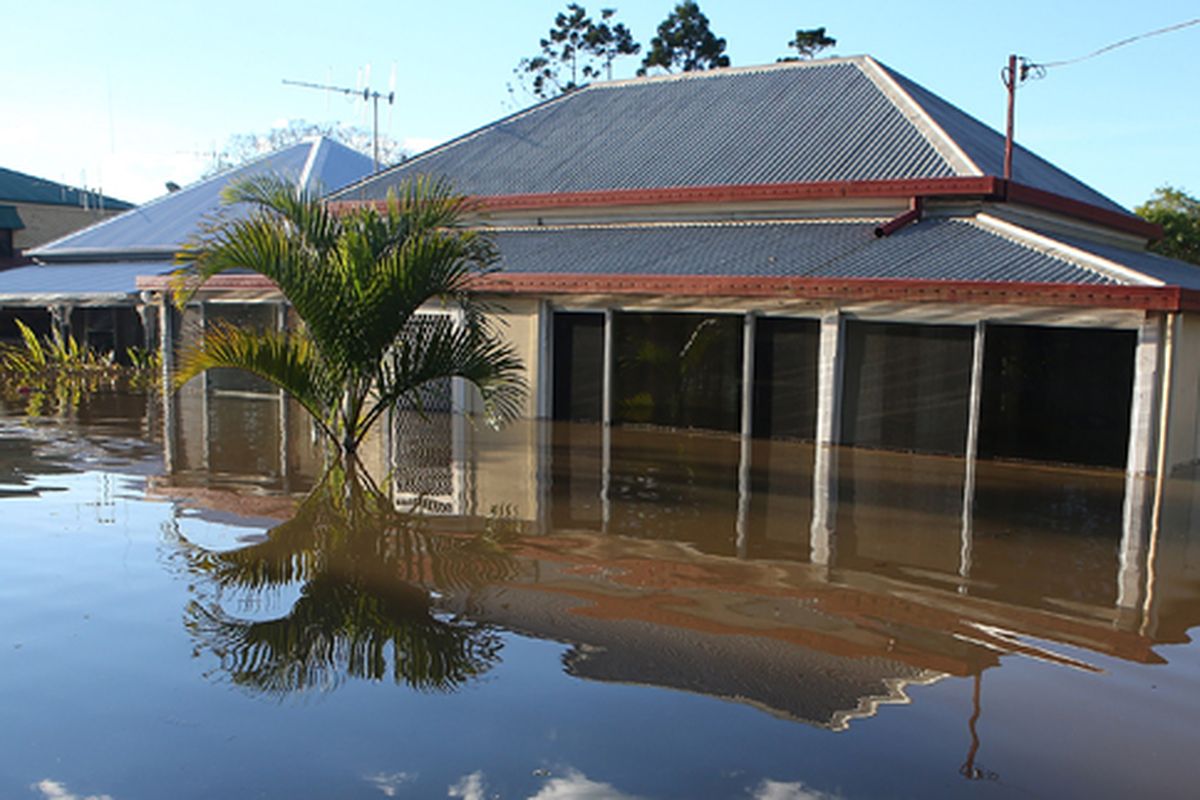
[1164,312,1200,474]
[541,300,1150,472]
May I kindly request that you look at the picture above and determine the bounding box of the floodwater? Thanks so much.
[2,390,1199,800]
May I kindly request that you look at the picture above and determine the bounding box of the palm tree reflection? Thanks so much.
[178,465,519,696]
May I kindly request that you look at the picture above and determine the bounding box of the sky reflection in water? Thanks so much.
[1,391,1199,798]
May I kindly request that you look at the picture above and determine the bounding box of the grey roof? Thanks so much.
[1044,232,1200,288]
[334,56,1130,218]
[487,217,1128,286]
[0,261,173,299]
[31,137,374,262]
[0,167,133,210]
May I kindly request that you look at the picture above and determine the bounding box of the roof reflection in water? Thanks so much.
[152,389,1200,729]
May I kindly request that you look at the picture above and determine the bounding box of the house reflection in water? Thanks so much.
[154,386,1200,733]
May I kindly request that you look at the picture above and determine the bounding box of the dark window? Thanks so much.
[841,320,973,455]
[552,312,605,422]
[753,317,820,440]
[204,304,277,394]
[978,325,1135,468]
[0,228,13,259]
[613,312,742,433]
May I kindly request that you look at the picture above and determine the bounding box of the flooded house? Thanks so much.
[0,137,373,354]
[139,56,1200,615]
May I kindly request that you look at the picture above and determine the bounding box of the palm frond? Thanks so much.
[360,319,527,442]
[174,321,340,440]
[174,174,525,458]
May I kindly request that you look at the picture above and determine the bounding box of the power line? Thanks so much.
[1038,17,1200,69]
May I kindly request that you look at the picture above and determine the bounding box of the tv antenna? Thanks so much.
[282,75,396,172]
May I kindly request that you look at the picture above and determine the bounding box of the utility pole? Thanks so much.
[282,78,395,172]
[1003,54,1017,181]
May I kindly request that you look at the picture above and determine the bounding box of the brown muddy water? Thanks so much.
[1,390,1199,799]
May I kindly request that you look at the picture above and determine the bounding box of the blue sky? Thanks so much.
[3,1,1196,208]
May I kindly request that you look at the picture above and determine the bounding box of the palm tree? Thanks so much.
[173,175,526,458]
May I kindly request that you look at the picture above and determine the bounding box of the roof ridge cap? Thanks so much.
[856,57,982,177]
[298,137,324,194]
[592,55,869,90]
[971,213,1160,286]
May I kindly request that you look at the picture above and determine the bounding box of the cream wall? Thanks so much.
[1164,312,1200,473]
[461,296,544,519]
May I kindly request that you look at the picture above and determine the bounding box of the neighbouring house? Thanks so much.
[138,57,1200,608]
[0,166,133,269]
[0,137,374,355]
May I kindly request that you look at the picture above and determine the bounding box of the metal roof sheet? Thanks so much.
[1046,233,1200,290]
[486,217,1122,286]
[31,138,374,261]
[0,261,174,298]
[335,59,956,200]
[334,57,1133,221]
[0,167,134,210]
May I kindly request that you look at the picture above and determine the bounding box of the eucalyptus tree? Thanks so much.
[779,28,837,61]
[515,4,640,99]
[173,175,526,459]
[639,1,730,74]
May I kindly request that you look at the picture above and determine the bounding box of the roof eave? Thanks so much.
[134,271,1200,312]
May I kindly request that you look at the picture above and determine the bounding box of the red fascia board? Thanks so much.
[999,180,1162,240]
[327,177,1004,216]
[329,176,1158,239]
[138,271,1200,312]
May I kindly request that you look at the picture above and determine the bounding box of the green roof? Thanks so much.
[0,205,23,230]
[0,166,134,210]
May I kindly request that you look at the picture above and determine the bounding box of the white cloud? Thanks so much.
[448,771,487,800]
[365,771,417,797]
[32,779,114,800]
[750,779,843,800]
[528,770,642,800]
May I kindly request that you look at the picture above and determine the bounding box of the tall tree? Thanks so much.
[515,4,640,100]
[639,1,730,75]
[778,27,837,61]
[1135,186,1200,265]
[587,8,641,80]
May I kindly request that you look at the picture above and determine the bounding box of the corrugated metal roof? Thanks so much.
[334,56,1132,221]
[1045,233,1200,290]
[486,217,1122,286]
[0,167,134,210]
[31,138,374,261]
[335,59,956,200]
[0,261,173,297]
